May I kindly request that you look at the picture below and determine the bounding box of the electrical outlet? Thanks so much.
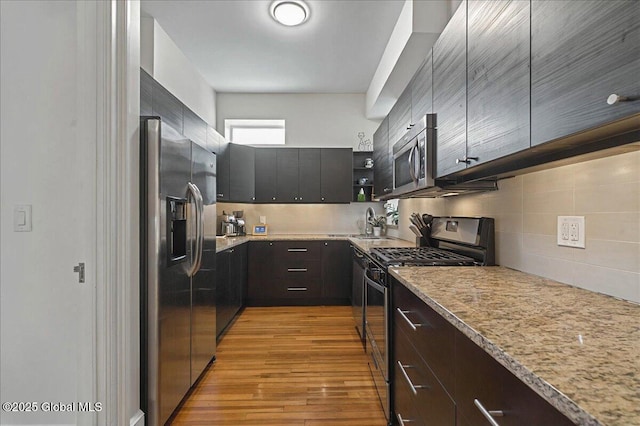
[557,216,585,248]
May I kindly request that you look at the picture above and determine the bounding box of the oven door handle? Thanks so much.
[364,272,385,293]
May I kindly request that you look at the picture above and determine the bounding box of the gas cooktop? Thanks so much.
[369,246,476,267]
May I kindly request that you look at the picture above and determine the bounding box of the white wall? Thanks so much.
[394,151,640,303]
[1,1,97,424]
[216,93,380,150]
[141,17,217,125]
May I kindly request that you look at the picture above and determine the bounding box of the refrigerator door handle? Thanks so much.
[186,182,204,277]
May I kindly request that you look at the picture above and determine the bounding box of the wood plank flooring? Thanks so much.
[170,306,386,426]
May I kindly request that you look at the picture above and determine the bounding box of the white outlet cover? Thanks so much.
[557,216,585,248]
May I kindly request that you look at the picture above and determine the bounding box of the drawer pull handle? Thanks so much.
[474,399,504,426]
[397,361,429,395]
[287,268,308,272]
[396,308,427,331]
[396,413,415,425]
[287,248,308,252]
[287,287,307,291]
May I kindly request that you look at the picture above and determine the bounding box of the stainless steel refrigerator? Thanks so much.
[140,117,217,426]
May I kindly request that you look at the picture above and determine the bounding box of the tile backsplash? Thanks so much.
[388,150,640,303]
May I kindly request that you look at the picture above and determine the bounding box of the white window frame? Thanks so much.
[224,119,286,145]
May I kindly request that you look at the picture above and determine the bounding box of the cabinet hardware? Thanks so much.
[396,308,427,331]
[217,193,224,197]
[607,93,633,105]
[456,156,479,165]
[295,197,298,200]
[252,197,255,201]
[287,268,308,272]
[287,287,307,291]
[299,197,302,201]
[321,197,325,201]
[397,361,429,395]
[272,197,276,200]
[474,399,504,426]
[384,187,392,193]
[396,413,415,425]
[287,248,307,252]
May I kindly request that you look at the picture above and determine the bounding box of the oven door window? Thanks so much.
[365,272,387,378]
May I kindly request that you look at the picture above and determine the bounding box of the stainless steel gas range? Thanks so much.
[362,216,495,424]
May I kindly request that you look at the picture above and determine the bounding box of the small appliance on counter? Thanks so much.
[220,210,246,236]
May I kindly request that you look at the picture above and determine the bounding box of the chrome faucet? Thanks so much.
[365,207,375,236]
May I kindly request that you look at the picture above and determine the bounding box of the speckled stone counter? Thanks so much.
[389,266,640,426]
[214,234,414,253]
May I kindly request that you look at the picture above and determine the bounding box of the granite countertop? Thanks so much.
[214,234,414,253]
[389,266,640,426]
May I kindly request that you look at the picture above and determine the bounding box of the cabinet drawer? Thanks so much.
[274,260,322,280]
[455,330,572,426]
[273,241,323,260]
[393,282,455,392]
[250,279,322,299]
[395,326,456,425]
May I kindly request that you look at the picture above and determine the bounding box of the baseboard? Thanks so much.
[130,409,145,426]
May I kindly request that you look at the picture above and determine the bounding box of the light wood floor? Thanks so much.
[170,306,387,426]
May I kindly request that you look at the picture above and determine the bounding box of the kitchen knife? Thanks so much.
[409,214,422,230]
[415,213,427,229]
[409,224,422,239]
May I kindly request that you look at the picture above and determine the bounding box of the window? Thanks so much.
[224,119,285,145]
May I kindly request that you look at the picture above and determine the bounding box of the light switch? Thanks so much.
[14,205,32,232]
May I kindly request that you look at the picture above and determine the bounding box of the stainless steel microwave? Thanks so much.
[392,114,436,194]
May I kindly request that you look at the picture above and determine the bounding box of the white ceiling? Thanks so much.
[140,0,405,94]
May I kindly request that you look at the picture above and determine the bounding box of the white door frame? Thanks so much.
[92,1,142,425]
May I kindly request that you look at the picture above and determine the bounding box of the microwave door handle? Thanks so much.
[186,182,204,277]
[408,144,418,184]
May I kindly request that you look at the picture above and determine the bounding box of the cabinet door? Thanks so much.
[389,86,412,146]
[320,148,352,203]
[433,0,467,177]
[373,117,392,197]
[411,53,433,125]
[254,148,277,202]
[229,243,247,316]
[467,0,530,165]
[216,250,230,338]
[152,79,183,134]
[229,144,255,202]
[531,0,640,146]
[298,148,321,203]
[206,125,220,155]
[321,241,351,302]
[247,241,276,300]
[216,140,230,201]
[140,69,153,116]
[276,148,299,202]
[183,107,207,148]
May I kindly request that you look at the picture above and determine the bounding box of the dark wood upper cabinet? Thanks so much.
[320,148,352,203]
[389,86,412,147]
[216,141,230,201]
[433,0,467,178]
[531,0,640,146]
[373,117,392,198]
[229,144,255,202]
[411,53,433,125]
[151,79,183,134]
[140,70,153,116]
[276,148,299,202]
[254,148,277,202]
[298,148,321,203]
[467,0,531,165]
[183,107,207,149]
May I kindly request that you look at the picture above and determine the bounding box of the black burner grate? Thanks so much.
[370,247,476,266]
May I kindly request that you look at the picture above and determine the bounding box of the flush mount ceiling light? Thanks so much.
[270,0,310,26]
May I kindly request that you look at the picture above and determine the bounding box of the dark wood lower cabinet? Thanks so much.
[391,277,573,425]
[216,243,247,339]
[247,240,352,306]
